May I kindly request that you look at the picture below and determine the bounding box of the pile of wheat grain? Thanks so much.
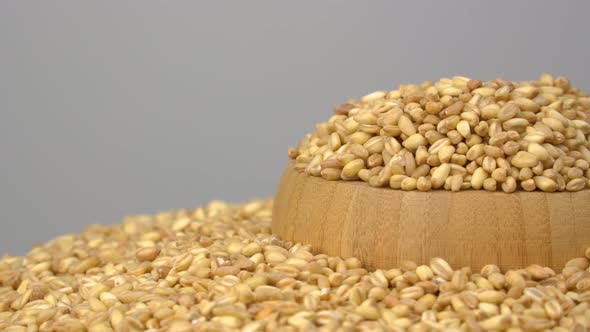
[289,75,590,192]
[1,199,589,331]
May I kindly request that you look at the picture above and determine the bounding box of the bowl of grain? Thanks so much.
[4,74,590,331]
[273,74,590,271]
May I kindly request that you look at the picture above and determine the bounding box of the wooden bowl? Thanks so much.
[272,162,590,271]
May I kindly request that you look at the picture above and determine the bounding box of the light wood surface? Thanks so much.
[272,162,590,271]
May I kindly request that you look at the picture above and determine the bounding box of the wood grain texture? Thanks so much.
[272,162,590,271]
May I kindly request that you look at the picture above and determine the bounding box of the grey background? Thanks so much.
[1,1,590,255]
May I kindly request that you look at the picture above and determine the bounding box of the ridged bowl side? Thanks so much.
[272,162,590,271]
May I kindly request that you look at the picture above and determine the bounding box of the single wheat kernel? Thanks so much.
[401,177,417,191]
[135,247,161,262]
[483,178,497,192]
[429,257,453,281]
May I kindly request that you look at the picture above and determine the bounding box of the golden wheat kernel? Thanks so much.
[447,174,461,192]
[491,168,507,182]
[533,176,558,192]
[388,174,406,189]
[482,178,497,192]
[415,176,432,192]
[466,79,482,91]
[438,145,455,164]
[319,168,340,181]
[517,167,533,181]
[429,257,453,281]
[511,151,538,168]
[499,176,516,193]
[341,158,365,178]
[403,133,428,151]
[470,167,488,190]
[430,163,450,189]
[400,177,417,191]
[576,173,590,189]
